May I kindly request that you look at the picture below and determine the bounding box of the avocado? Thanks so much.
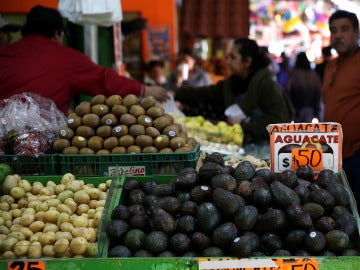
[151,183,174,197]
[128,189,146,205]
[309,188,335,213]
[331,205,350,220]
[123,229,146,251]
[251,188,273,210]
[324,182,350,207]
[325,230,350,253]
[169,233,191,255]
[141,179,159,194]
[305,230,326,254]
[233,160,256,181]
[296,165,314,182]
[342,249,360,256]
[270,180,300,209]
[336,212,358,238]
[106,219,129,239]
[191,231,211,252]
[212,222,238,249]
[203,152,225,166]
[212,188,245,215]
[285,229,306,251]
[111,204,130,221]
[314,216,337,233]
[179,200,198,216]
[201,246,225,257]
[108,245,132,257]
[211,173,238,192]
[303,202,325,220]
[277,169,298,188]
[272,249,292,256]
[199,162,224,182]
[230,231,260,258]
[251,176,270,191]
[235,180,254,199]
[233,205,259,231]
[128,214,150,231]
[196,202,221,235]
[176,215,196,235]
[133,249,154,257]
[157,250,175,257]
[149,207,175,234]
[174,167,200,189]
[190,185,212,204]
[155,196,180,215]
[128,204,147,216]
[286,203,313,229]
[254,208,287,233]
[144,230,168,255]
[316,169,339,187]
[255,168,275,184]
[143,194,160,208]
[260,232,283,255]
[294,184,311,204]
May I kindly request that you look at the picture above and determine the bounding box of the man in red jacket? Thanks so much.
[0,5,168,115]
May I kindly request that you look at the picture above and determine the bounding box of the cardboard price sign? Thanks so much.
[267,122,342,173]
[8,261,45,270]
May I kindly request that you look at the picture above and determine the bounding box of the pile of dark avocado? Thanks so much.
[106,152,359,257]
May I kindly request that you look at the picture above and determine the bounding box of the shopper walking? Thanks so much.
[285,51,322,123]
[322,10,360,208]
[0,5,168,115]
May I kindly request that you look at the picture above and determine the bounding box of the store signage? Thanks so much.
[108,165,146,176]
[198,257,319,270]
[8,260,45,270]
[267,122,342,173]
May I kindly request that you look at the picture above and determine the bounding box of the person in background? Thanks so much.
[277,52,292,91]
[0,5,168,115]
[315,45,333,83]
[167,47,212,89]
[285,51,322,123]
[143,59,168,87]
[0,14,21,47]
[171,38,294,144]
[322,10,360,208]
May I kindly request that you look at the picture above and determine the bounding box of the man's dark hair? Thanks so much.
[329,10,359,31]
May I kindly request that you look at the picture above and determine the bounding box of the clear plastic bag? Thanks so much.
[0,92,67,155]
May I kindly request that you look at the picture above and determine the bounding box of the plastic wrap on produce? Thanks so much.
[0,92,67,155]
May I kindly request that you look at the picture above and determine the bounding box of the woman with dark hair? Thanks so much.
[285,51,322,123]
[172,38,294,144]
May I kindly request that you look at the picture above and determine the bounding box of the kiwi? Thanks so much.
[87,136,104,151]
[111,146,127,154]
[79,148,95,154]
[175,145,193,152]
[112,125,128,137]
[67,114,82,129]
[145,126,160,138]
[101,113,118,126]
[53,138,71,153]
[76,126,95,138]
[129,104,145,117]
[153,116,173,131]
[137,115,153,127]
[97,149,110,154]
[146,105,165,118]
[103,136,119,150]
[96,125,112,139]
[135,135,153,148]
[163,113,175,125]
[91,94,107,106]
[129,124,146,137]
[74,101,91,117]
[120,113,137,125]
[58,126,74,140]
[63,146,79,154]
[153,134,170,150]
[92,104,110,116]
[72,136,88,149]
[162,124,180,138]
[119,134,135,147]
[186,137,197,147]
[112,104,128,117]
[140,95,156,109]
[82,113,100,128]
[159,148,173,153]
[127,145,142,154]
[106,94,122,108]
[169,136,186,151]
[178,131,188,140]
[142,146,158,153]
[173,122,184,133]
[122,94,139,108]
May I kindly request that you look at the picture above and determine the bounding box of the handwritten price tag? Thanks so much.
[8,260,45,270]
[291,148,323,170]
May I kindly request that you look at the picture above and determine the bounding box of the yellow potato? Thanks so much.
[56,203,73,215]
[43,210,59,223]
[56,212,70,228]
[8,231,25,241]
[17,198,28,209]
[29,220,45,233]
[1,250,16,259]
[31,182,45,195]
[76,204,89,215]
[54,184,66,195]
[38,232,56,245]
[27,200,41,210]
[65,180,83,192]
[70,237,87,255]
[0,202,9,211]
[47,198,61,208]
[86,242,98,257]
[10,209,23,219]
[14,240,30,257]
[35,211,45,222]
[72,216,88,228]
[60,222,74,233]
[0,195,15,205]
[3,236,18,251]
[0,225,10,234]
[20,212,35,227]
[36,202,49,212]
[57,190,74,203]
[29,232,42,242]
[19,227,34,239]
[55,231,73,241]
[42,244,56,257]
[10,187,25,199]
[64,198,77,213]
[53,238,70,254]
[46,180,57,188]
[18,180,32,192]
[73,190,90,205]
[39,187,55,196]
[86,188,100,200]
[28,241,42,258]
[61,173,75,185]
[43,223,59,233]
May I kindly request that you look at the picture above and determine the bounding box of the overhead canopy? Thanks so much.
[180,0,250,39]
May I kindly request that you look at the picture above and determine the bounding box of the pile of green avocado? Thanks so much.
[106,152,359,257]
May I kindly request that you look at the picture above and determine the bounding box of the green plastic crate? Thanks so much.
[58,144,200,177]
[98,175,176,258]
[1,154,58,175]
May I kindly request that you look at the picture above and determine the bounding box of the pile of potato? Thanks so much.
[0,173,111,259]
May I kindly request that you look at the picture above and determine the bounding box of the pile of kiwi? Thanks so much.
[52,94,197,154]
